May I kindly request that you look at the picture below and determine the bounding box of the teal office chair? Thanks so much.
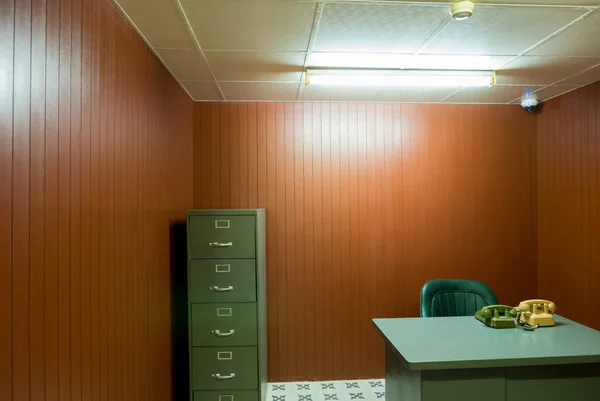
[420,279,498,317]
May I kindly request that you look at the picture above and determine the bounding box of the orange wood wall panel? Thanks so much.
[193,102,538,381]
[537,81,600,331]
[0,1,194,400]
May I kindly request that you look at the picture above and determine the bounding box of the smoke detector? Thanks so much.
[450,1,475,20]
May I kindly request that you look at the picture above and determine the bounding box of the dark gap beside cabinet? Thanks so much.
[172,221,190,401]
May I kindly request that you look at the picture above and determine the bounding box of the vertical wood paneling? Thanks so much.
[275,103,287,379]
[284,103,297,380]
[30,0,47,399]
[0,0,194,400]
[0,1,14,398]
[230,104,240,208]
[265,103,278,379]
[89,1,101,400]
[220,104,231,209]
[193,101,538,381]
[70,1,83,400]
[356,103,369,375]
[13,0,32,400]
[45,0,61,399]
[302,102,315,380]
[292,103,306,378]
[115,16,123,401]
[329,102,342,378]
[537,82,600,330]
[80,1,93,399]
[58,0,73,398]
[200,103,211,210]
[320,103,333,378]
[338,102,351,376]
[348,102,360,377]
[248,103,258,208]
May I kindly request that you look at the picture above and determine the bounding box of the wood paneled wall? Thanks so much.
[537,82,600,330]
[1,0,193,400]
[192,102,538,381]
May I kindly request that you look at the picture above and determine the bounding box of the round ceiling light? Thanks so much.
[450,1,475,20]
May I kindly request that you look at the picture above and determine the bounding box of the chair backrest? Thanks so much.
[420,279,498,317]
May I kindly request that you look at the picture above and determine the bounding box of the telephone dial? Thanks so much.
[515,299,556,329]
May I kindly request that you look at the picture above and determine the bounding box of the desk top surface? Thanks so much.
[373,315,600,371]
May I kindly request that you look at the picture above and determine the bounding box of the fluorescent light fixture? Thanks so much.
[306,69,496,87]
[308,53,505,71]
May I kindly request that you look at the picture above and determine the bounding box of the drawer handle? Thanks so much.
[212,373,236,380]
[209,242,233,248]
[210,285,234,292]
[212,329,235,337]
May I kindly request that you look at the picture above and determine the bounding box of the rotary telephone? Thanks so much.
[475,305,518,328]
[514,299,556,329]
[475,299,557,330]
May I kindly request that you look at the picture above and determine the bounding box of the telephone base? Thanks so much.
[475,315,516,329]
[520,314,555,327]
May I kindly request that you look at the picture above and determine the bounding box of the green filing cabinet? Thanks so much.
[187,210,267,401]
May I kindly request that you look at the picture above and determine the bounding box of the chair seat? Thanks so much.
[420,279,498,317]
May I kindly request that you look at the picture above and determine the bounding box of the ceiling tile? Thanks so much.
[533,85,581,101]
[219,82,299,101]
[182,82,222,101]
[155,49,213,81]
[558,63,600,85]
[180,0,317,51]
[497,56,600,85]
[528,11,600,57]
[507,85,580,103]
[443,85,540,104]
[421,6,586,56]
[314,3,449,53]
[301,85,460,102]
[205,51,305,82]
[114,0,195,49]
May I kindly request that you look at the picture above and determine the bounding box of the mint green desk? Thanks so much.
[373,315,600,401]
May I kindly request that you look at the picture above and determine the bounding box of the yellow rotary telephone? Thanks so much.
[515,299,557,329]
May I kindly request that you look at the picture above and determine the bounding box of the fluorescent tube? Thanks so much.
[306,69,495,87]
[308,53,504,70]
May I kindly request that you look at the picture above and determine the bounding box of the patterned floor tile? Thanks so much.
[268,379,385,401]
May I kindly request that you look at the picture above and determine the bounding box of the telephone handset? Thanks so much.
[475,305,518,328]
[515,299,556,329]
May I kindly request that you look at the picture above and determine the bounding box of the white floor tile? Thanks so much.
[268,379,385,401]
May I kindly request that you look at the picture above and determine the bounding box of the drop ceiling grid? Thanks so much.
[109,0,197,100]
[295,2,597,103]
[296,3,327,100]
[500,7,600,103]
[113,0,600,102]
[423,5,598,103]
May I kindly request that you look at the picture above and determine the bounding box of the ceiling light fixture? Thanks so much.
[305,69,496,87]
[307,53,503,71]
[450,0,475,20]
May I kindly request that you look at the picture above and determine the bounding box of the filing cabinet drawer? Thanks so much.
[189,216,256,259]
[192,347,258,390]
[191,303,257,346]
[193,390,258,401]
[189,259,257,303]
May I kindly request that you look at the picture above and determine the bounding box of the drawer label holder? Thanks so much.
[215,264,231,273]
[215,220,231,229]
[217,351,233,360]
[217,308,233,316]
